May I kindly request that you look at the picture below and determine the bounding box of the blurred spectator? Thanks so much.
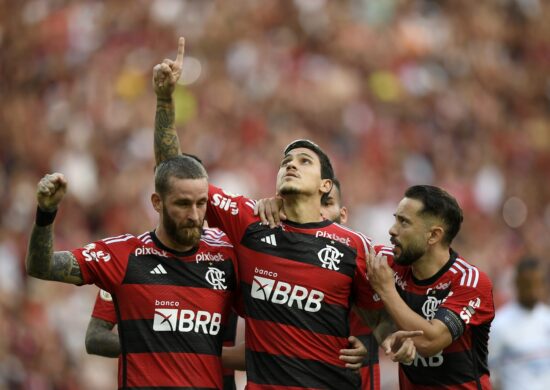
[489,257,550,390]
[1,0,549,388]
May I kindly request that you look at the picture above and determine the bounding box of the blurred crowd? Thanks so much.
[1,0,549,388]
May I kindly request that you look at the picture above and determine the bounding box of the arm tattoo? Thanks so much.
[85,317,120,358]
[26,224,83,284]
[154,97,181,165]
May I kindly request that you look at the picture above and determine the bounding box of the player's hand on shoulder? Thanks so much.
[153,37,185,98]
[254,197,286,228]
[36,173,68,211]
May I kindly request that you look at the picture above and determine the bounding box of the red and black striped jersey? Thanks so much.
[91,289,117,323]
[376,245,495,390]
[206,184,382,389]
[349,312,380,390]
[73,229,238,390]
[90,289,240,390]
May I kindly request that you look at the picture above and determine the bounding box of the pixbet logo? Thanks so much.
[250,269,324,312]
[134,246,168,257]
[152,300,221,335]
[211,193,239,215]
[196,252,224,263]
[315,231,351,246]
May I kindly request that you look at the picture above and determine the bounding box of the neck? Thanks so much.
[282,194,323,223]
[155,225,194,253]
[411,245,450,280]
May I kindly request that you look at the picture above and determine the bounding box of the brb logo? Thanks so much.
[82,243,111,263]
[317,244,343,271]
[205,267,227,290]
[250,268,324,312]
[152,300,221,335]
[211,193,239,215]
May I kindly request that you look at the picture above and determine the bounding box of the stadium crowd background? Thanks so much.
[1,0,549,388]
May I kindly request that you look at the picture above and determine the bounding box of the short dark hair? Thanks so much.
[404,185,463,245]
[284,139,335,180]
[155,155,208,197]
[322,177,342,206]
[516,256,541,275]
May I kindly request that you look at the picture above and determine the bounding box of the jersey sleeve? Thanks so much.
[437,267,494,338]
[353,235,384,311]
[206,184,258,244]
[91,290,117,324]
[71,234,133,293]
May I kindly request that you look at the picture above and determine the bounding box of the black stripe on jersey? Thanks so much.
[356,333,379,366]
[242,282,349,337]
[122,255,236,291]
[222,376,236,390]
[223,312,238,343]
[246,350,360,389]
[401,349,486,386]
[120,319,223,356]
[241,222,358,278]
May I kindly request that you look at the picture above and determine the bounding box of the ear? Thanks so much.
[151,193,162,213]
[320,178,333,196]
[427,225,445,246]
[340,206,349,225]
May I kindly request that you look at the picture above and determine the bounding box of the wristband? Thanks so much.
[36,206,57,227]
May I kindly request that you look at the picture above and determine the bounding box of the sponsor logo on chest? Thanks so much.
[152,300,221,335]
[250,267,324,312]
[315,230,351,246]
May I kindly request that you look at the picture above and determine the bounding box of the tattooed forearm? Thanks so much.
[26,225,83,284]
[154,97,181,165]
[85,317,120,357]
[26,224,54,279]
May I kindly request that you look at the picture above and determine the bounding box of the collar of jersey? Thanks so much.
[411,249,458,286]
[282,218,332,229]
[149,230,200,258]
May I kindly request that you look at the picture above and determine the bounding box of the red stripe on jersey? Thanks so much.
[91,291,117,323]
[116,284,232,323]
[125,352,222,388]
[246,318,347,368]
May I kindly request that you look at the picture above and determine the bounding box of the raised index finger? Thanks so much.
[175,37,185,66]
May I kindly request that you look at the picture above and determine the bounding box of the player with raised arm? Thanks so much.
[366,185,495,389]
[152,37,419,389]
[26,155,239,390]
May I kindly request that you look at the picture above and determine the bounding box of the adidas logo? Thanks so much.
[260,234,277,246]
[150,264,167,274]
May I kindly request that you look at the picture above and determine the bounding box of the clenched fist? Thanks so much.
[37,173,68,212]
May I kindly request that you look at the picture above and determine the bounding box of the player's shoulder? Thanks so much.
[208,184,256,214]
[201,227,234,249]
[448,253,493,291]
[328,222,373,250]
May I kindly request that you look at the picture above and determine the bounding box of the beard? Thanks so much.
[162,207,202,248]
[392,238,425,266]
[279,184,302,196]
